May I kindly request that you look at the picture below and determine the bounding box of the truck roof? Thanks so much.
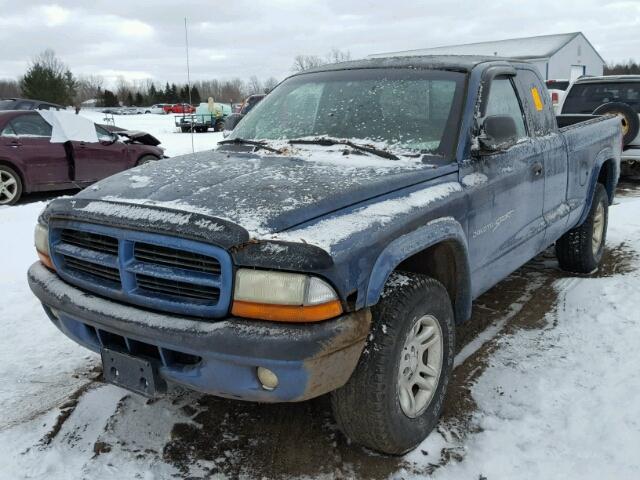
[294,55,530,76]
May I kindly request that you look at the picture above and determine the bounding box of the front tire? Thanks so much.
[331,272,455,455]
[136,155,159,166]
[556,182,609,273]
[0,165,23,205]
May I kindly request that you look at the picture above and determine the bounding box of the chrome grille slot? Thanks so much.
[63,256,121,284]
[134,242,221,274]
[136,273,220,301]
[60,229,119,255]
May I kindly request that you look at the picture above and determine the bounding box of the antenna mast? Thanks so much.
[184,17,194,153]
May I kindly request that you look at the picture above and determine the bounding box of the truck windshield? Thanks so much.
[230,68,466,157]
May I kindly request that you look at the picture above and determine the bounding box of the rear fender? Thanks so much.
[576,147,619,227]
[365,217,472,324]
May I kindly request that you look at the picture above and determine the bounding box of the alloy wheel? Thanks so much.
[397,314,444,418]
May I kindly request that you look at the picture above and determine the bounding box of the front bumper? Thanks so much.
[28,262,371,402]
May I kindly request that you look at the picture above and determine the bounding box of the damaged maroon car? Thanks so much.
[0,111,165,205]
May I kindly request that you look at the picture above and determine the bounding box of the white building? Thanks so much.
[370,32,605,81]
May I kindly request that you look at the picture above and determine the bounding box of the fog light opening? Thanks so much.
[257,367,279,391]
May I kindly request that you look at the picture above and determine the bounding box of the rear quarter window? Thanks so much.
[516,69,556,136]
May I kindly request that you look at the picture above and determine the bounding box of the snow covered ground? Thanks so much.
[1,117,639,478]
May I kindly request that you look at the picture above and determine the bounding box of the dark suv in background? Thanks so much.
[0,98,63,111]
[561,75,640,177]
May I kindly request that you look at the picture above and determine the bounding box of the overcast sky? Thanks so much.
[1,0,639,86]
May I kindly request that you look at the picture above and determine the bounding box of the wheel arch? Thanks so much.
[365,218,472,324]
[136,153,160,165]
[576,150,619,226]
[597,157,617,204]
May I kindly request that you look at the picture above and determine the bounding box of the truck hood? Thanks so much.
[71,148,456,239]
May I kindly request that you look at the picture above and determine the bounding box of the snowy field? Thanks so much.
[0,117,639,478]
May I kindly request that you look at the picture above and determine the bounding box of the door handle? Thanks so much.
[532,162,543,176]
[9,140,21,147]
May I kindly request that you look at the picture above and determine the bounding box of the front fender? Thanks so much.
[365,217,472,324]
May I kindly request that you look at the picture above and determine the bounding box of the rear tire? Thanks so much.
[0,165,23,205]
[556,182,609,273]
[593,102,639,146]
[331,272,455,455]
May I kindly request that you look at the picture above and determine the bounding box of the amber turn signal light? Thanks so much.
[231,299,343,323]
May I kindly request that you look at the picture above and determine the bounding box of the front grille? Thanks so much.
[50,222,232,318]
[134,242,221,274]
[61,229,119,255]
[136,274,220,301]
[63,256,121,283]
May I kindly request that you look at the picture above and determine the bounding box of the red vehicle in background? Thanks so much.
[167,103,195,114]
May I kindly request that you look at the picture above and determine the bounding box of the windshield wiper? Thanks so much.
[218,137,283,154]
[288,137,399,160]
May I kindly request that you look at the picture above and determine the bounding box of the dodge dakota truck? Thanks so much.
[28,56,622,455]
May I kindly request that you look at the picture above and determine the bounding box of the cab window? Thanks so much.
[516,69,556,136]
[485,78,527,139]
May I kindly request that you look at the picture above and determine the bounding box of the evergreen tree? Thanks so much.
[191,85,201,104]
[148,84,158,104]
[134,92,144,106]
[125,91,134,106]
[179,85,189,102]
[169,83,179,103]
[164,82,172,102]
[20,49,76,105]
[100,90,119,107]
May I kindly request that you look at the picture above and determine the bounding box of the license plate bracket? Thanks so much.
[101,348,163,397]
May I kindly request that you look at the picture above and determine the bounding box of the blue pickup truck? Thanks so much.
[29,55,622,455]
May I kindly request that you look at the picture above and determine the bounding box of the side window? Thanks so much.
[95,125,115,142]
[1,124,17,137]
[485,78,527,139]
[10,114,53,138]
[516,69,556,135]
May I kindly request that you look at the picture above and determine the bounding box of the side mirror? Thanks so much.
[477,115,518,153]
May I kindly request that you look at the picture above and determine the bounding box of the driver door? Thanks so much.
[462,76,546,297]
[72,126,130,183]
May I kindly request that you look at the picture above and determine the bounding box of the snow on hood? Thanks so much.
[269,183,462,253]
[38,110,99,143]
[75,149,453,238]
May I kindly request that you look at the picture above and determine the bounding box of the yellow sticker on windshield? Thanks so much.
[531,87,544,111]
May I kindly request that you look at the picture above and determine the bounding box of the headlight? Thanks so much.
[231,269,342,322]
[34,223,54,270]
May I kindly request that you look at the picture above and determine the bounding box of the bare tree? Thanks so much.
[291,49,352,72]
[75,75,104,103]
[291,54,325,72]
[247,75,263,95]
[263,76,280,93]
[0,80,20,98]
[326,47,351,64]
